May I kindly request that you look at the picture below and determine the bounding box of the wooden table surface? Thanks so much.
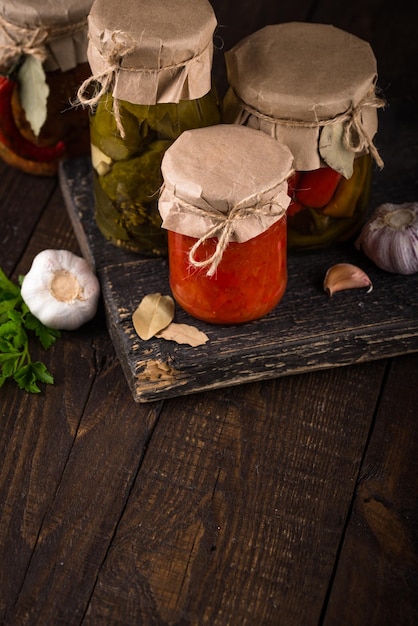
[1,1,418,624]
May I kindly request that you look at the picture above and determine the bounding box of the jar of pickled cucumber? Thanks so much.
[0,0,92,176]
[158,124,294,324]
[78,0,221,257]
[223,22,385,250]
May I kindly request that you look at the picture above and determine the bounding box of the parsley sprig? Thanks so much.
[0,268,60,393]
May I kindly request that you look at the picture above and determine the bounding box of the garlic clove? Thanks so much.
[323,263,373,296]
[21,249,100,330]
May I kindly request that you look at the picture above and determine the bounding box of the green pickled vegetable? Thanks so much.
[98,140,171,203]
[90,89,220,256]
[121,90,220,139]
[90,93,144,161]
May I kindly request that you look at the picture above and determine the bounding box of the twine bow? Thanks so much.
[164,184,290,277]
[339,90,385,168]
[76,32,136,138]
[0,14,87,68]
[238,87,386,169]
[77,35,212,138]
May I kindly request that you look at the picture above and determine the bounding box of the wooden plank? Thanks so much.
[0,182,105,620]
[0,181,155,624]
[0,161,57,276]
[2,347,160,626]
[323,352,418,626]
[0,333,109,620]
[83,360,387,625]
[0,184,162,624]
[59,150,418,403]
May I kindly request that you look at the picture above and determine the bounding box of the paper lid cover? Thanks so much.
[159,124,293,244]
[0,0,92,72]
[86,0,216,104]
[226,23,377,120]
[224,23,382,172]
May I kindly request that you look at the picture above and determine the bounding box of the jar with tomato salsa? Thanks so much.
[0,0,93,176]
[158,124,294,324]
[222,22,385,250]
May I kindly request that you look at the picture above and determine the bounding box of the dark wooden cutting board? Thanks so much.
[59,154,418,402]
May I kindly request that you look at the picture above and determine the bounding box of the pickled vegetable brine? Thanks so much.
[223,22,385,250]
[158,125,294,325]
[79,0,220,256]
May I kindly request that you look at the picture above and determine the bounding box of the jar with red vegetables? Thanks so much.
[77,0,220,257]
[158,124,293,324]
[0,0,93,176]
[222,22,385,250]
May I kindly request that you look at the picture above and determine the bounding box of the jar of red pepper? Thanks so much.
[158,124,294,324]
[0,0,92,175]
[223,22,385,250]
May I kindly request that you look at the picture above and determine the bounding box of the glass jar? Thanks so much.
[81,0,221,257]
[168,218,287,324]
[0,0,92,176]
[158,124,294,324]
[223,22,385,250]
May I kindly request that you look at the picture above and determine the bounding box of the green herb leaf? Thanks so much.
[0,268,59,393]
[24,311,61,349]
[31,361,54,385]
[17,55,49,137]
[14,364,41,393]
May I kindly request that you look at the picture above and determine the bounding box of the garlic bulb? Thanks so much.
[21,250,100,330]
[356,202,418,274]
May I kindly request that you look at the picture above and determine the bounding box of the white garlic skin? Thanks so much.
[356,202,418,275]
[21,250,100,330]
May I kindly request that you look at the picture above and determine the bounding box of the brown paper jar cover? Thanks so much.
[0,0,93,175]
[86,0,217,105]
[223,22,380,172]
[159,124,293,244]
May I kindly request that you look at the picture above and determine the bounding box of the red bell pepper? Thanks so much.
[295,167,342,209]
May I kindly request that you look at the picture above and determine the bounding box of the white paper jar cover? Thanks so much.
[0,0,92,72]
[223,22,382,172]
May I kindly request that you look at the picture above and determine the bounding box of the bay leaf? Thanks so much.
[319,121,354,179]
[157,323,209,347]
[132,293,175,340]
[17,56,49,137]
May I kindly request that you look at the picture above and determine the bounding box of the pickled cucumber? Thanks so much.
[120,90,220,139]
[90,94,144,160]
[98,139,171,202]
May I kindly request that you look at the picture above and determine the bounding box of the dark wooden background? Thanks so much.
[1,0,418,624]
